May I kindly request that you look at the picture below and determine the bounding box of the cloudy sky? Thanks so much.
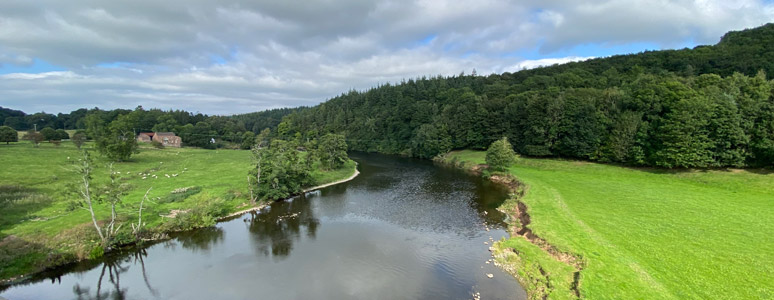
[1,0,773,115]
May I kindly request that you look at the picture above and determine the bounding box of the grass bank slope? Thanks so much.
[444,150,773,300]
[0,142,357,280]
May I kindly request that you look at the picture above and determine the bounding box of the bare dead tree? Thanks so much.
[132,187,153,236]
[74,150,106,243]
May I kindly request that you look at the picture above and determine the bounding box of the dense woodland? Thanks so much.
[279,24,774,168]
[3,24,774,168]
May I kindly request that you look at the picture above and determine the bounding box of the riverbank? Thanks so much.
[304,167,359,193]
[438,150,774,300]
[0,142,358,283]
[218,163,360,221]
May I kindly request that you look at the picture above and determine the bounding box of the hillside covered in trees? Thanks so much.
[4,24,774,168]
[277,24,774,168]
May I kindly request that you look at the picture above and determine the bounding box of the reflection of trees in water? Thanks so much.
[176,227,225,252]
[65,227,224,299]
[160,226,224,254]
[246,195,319,259]
[71,249,158,300]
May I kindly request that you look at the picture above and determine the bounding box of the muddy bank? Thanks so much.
[436,156,584,299]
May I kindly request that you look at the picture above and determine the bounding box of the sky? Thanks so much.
[1,0,773,115]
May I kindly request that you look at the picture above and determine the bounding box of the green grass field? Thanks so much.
[0,140,356,280]
[444,150,773,300]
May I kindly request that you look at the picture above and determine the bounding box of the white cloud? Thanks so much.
[0,0,772,114]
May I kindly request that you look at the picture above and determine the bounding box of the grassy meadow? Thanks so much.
[0,140,356,280]
[444,150,773,300]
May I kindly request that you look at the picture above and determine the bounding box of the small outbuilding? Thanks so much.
[137,132,154,143]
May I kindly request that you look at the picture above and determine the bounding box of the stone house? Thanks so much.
[153,132,182,148]
[137,132,182,148]
[137,132,154,143]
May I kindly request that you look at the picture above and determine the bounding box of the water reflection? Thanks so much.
[246,195,319,259]
[71,249,157,300]
[171,227,225,252]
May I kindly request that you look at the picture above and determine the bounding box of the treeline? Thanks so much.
[507,23,774,85]
[277,24,774,168]
[6,24,774,167]
[0,106,300,148]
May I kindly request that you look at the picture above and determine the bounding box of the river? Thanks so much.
[0,153,526,300]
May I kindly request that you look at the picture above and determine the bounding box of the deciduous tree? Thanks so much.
[317,133,348,170]
[486,137,516,172]
[40,127,57,141]
[72,131,87,149]
[22,129,44,147]
[96,114,139,161]
[0,126,17,144]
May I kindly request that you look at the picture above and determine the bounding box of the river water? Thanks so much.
[1,154,526,300]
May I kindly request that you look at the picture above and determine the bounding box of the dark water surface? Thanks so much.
[1,154,526,300]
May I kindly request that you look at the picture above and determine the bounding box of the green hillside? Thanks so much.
[279,24,774,168]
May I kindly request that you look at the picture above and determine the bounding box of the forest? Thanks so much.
[3,24,774,168]
[278,24,774,168]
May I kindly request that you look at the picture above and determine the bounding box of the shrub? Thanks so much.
[88,245,104,259]
[108,230,137,248]
[55,129,70,140]
[160,196,226,231]
[486,137,517,172]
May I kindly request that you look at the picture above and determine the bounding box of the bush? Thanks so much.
[108,230,137,248]
[88,245,104,259]
[486,137,517,172]
[160,196,226,231]
[55,129,70,140]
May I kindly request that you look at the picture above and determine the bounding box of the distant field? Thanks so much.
[0,140,356,279]
[445,150,773,300]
